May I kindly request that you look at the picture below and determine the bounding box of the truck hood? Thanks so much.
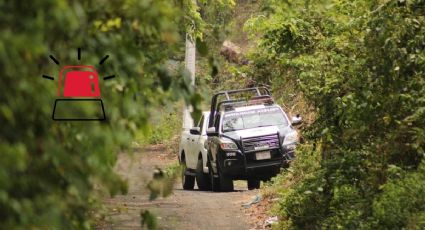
[223,125,294,140]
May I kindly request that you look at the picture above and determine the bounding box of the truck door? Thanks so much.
[187,115,204,168]
[210,113,221,162]
[192,114,207,161]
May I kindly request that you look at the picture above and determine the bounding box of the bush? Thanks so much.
[373,162,425,229]
[137,110,182,145]
[248,0,425,228]
[0,0,203,228]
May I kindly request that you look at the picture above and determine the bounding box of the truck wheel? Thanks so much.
[247,179,261,190]
[218,166,233,192]
[208,160,220,192]
[196,157,211,191]
[181,159,195,190]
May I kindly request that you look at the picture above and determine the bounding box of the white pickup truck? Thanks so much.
[178,111,211,190]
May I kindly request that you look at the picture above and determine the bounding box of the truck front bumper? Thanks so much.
[218,148,295,180]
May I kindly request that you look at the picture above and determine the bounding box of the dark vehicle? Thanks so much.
[205,87,301,191]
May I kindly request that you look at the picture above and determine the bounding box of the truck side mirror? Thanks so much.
[291,114,302,126]
[206,127,218,137]
[189,127,201,135]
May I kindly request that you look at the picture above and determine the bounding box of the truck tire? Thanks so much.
[247,179,261,190]
[181,159,195,190]
[196,157,211,191]
[218,165,233,192]
[208,160,220,192]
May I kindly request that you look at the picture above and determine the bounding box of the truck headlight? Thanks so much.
[219,137,238,150]
[283,131,299,146]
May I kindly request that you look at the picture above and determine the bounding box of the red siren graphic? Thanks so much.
[43,48,115,121]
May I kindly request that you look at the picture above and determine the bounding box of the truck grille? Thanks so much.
[241,134,280,153]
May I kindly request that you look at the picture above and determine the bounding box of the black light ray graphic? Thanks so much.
[103,74,115,80]
[49,55,60,65]
[99,55,109,65]
[42,74,54,80]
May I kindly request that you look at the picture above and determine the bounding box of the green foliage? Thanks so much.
[373,162,425,229]
[141,210,158,230]
[147,162,181,201]
[180,0,205,39]
[248,0,425,229]
[199,0,236,44]
[147,112,180,145]
[140,162,181,230]
[0,0,205,228]
[137,109,182,145]
[275,144,326,229]
[193,0,236,91]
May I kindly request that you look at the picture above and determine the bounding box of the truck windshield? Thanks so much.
[222,107,288,132]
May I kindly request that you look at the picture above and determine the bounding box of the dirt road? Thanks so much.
[100,145,260,230]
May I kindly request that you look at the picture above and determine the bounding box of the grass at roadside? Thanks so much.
[134,102,183,157]
[135,110,181,145]
[258,144,322,228]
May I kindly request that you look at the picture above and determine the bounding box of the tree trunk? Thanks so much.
[182,33,196,129]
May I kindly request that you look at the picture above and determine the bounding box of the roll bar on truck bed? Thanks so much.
[207,87,274,128]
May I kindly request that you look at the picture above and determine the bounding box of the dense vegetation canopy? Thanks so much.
[1,0,424,229]
[245,0,425,228]
[0,0,207,228]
